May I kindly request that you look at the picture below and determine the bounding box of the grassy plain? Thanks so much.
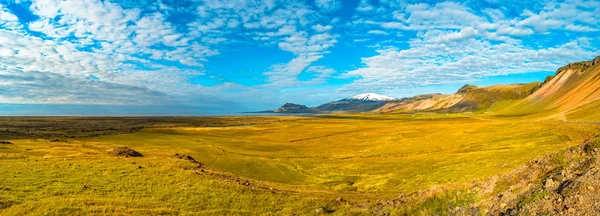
[1,114,599,215]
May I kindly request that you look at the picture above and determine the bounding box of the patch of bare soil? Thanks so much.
[173,153,204,168]
[109,147,143,157]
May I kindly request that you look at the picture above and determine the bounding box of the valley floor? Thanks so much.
[1,114,599,215]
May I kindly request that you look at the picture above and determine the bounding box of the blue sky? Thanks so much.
[0,0,599,114]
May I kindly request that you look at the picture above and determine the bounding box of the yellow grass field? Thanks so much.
[1,114,599,215]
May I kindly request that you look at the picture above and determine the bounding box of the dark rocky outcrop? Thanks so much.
[484,138,600,215]
[274,103,315,113]
[365,138,600,215]
[109,147,143,157]
[173,153,204,168]
[456,84,478,94]
[537,56,600,89]
[556,56,600,75]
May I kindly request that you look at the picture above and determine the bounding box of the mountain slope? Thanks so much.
[449,83,541,112]
[375,94,464,112]
[271,56,600,116]
[376,83,540,113]
[501,56,600,120]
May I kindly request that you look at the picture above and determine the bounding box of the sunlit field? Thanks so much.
[1,114,599,215]
[83,114,598,193]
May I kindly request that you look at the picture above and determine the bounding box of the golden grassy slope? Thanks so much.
[450,83,541,112]
[501,57,600,120]
[377,83,540,113]
[375,94,464,112]
[380,56,600,117]
[0,141,351,215]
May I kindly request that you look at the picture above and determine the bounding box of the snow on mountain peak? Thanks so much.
[345,93,396,102]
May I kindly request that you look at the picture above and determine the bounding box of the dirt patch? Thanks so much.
[109,147,143,157]
[47,138,69,143]
[173,153,204,168]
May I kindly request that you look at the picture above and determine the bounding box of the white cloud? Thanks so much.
[565,24,598,32]
[307,66,335,75]
[403,2,484,30]
[28,18,74,38]
[356,0,374,12]
[434,27,479,43]
[0,3,21,30]
[314,0,341,13]
[360,0,600,41]
[0,5,17,21]
[267,30,337,85]
[367,30,389,35]
[518,12,563,32]
[516,1,600,33]
[381,22,408,29]
[0,69,169,105]
[0,0,226,105]
[6,0,338,106]
[495,26,534,36]
[353,38,370,43]
[312,24,332,32]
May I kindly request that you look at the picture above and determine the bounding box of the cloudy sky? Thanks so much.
[0,0,599,114]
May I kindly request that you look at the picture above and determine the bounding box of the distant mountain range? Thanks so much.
[269,56,600,118]
[270,93,398,113]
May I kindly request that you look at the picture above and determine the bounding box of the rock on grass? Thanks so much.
[109,147,143,157]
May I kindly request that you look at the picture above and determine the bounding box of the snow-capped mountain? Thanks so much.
[270,93,398,113]
[313,93,397,112]
[342,93,397,102]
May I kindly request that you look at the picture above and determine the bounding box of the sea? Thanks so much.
[0,104,319,117]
